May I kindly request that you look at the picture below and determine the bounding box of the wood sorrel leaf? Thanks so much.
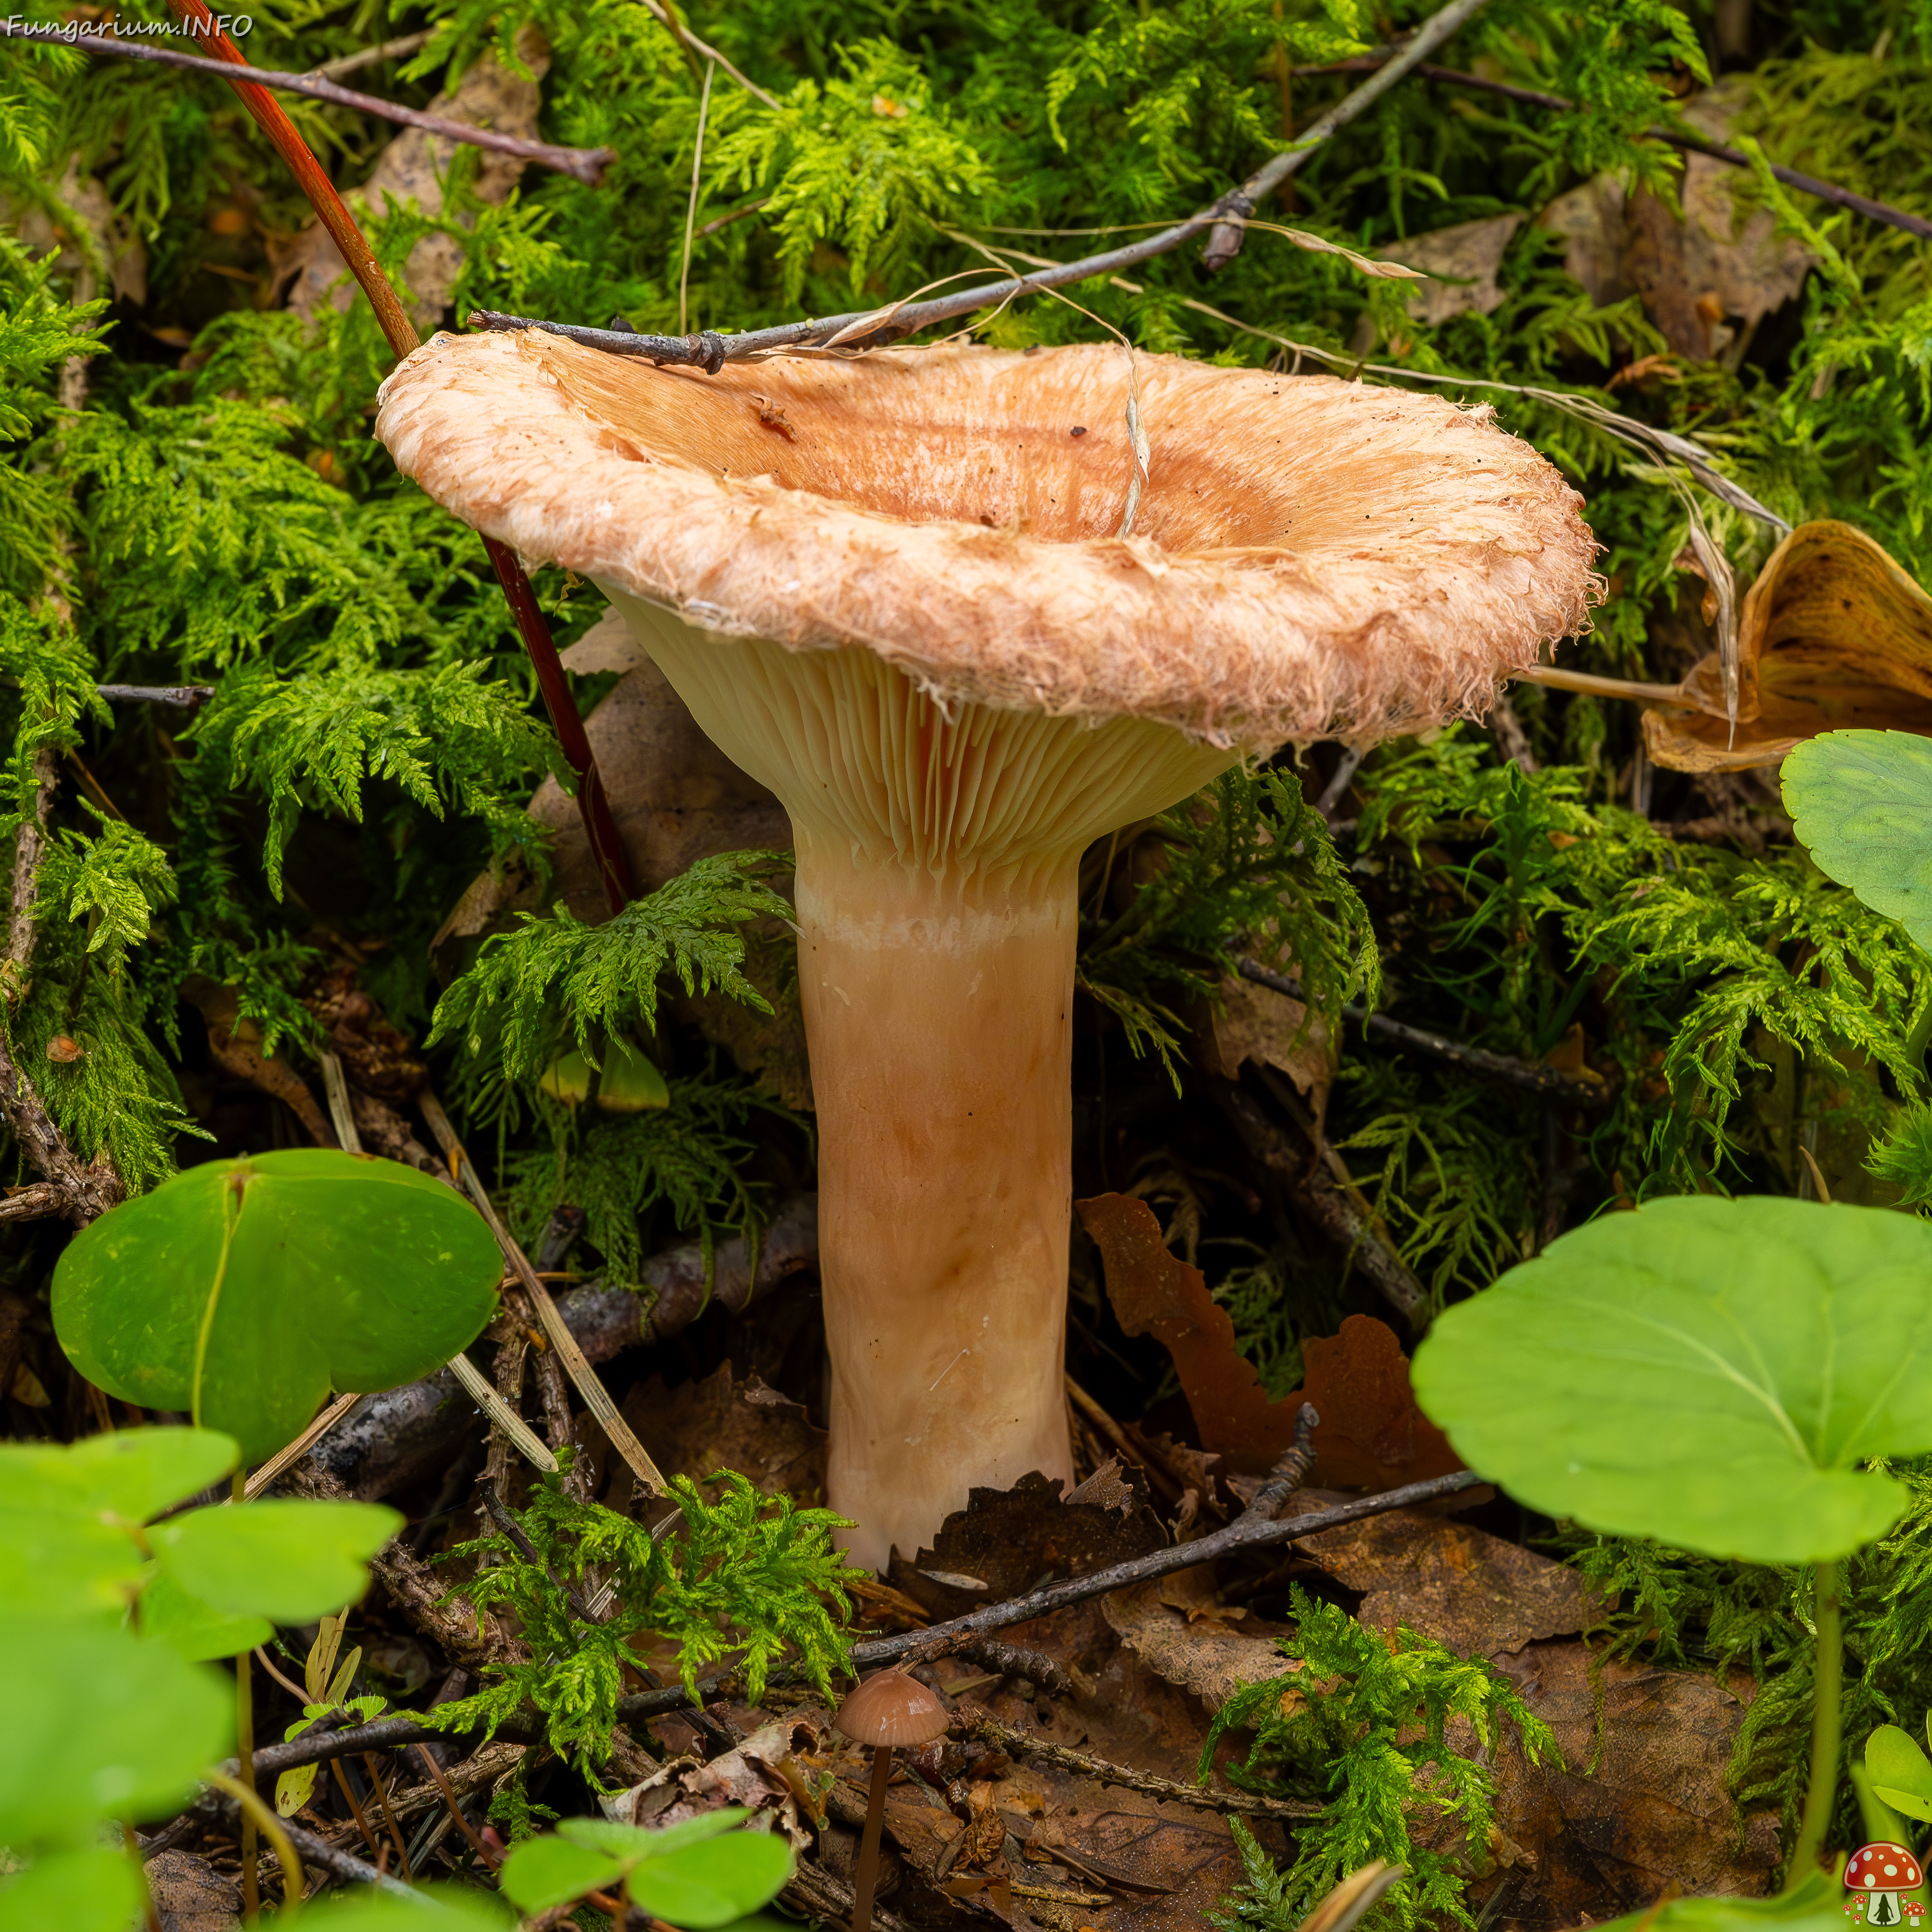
[1782,730,1932,947]
[625,1830,794,1926]
[0,1617,230,1848]
[0,1429,237,1616]
[1410,1195,1932,1563]
[149,1498,403,1626]
[1869,1724,1932,1823]
[52,1150,502,1464]
[0,1848,145,1932]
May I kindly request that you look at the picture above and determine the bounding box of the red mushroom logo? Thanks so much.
[1846,1844,1924,1925]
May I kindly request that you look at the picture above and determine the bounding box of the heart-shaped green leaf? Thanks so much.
[560,1809,752,1859]
[1870,1724,1932,1822]
[501,1834,629,1913]
[53,1150,502,1463]
[1411,1195,1932,1563]
[136,1567,273,1663]
[290,1888,515,1928]
[0,1430,236,1617]
[150,1498,402,1625]
[0,1848,144,1932]
[626,1830,794,1927]
[0,1616,230,1849]
[1783,731,1932,946]
[1591,1869,1844,1932]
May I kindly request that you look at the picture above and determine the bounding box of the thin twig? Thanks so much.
[679,60,715,335]
[1292,56,1932,241]
[1210,1079,1427,1325]
[469,0,1493,365]
[0,22,617,184]
[420,1090,669,1498]
[632,0,779,109]
[1236,959,1612,1109]
[242,1392,363,1499]
[956,1710,1318,1821]
[94,683,215,708]
[305,30,431,80]
[414,1743,493,1867]
[613,1465,1484,1724]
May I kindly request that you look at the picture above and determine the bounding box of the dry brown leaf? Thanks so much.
[1102,1579,1291,1708]
[180,975,333,1146]
[605,1714,820,1852]
[1471,1639,1781,1928]
[1538,82,1812,361]
[1625,84,1815,361]
[1381,214,1525,327]
[1644,520,1932,770]
[617,1363,826,1506]
[1291,1502,1599,1656]
[892,1468,1166,1617]
[1080,1194,1459,1487]
[144,1849,242,1932]
[1192,976,1331,1098]
[278,28,552,323]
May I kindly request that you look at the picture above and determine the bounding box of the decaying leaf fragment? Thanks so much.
[1643,521,1932,771]
[1078,1193,1459,1486]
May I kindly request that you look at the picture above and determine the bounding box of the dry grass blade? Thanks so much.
[420,1090,668,1496]
[447,1351,560,1473]
[1299,1862,1408,1932]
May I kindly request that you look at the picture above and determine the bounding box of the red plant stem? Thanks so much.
[162,0,635,913]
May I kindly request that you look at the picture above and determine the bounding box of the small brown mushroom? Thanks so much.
[835,1668,950,1932]
[377,332,1597,1566]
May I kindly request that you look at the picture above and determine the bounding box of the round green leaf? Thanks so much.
[560,1809,751,1859]
[1783,731,1932,946]
[0,1429,236,1617]
[135,1567,273,1663]
[150,1498,403,1626]
[0,1847,144,1932]
[1410,1195,1932,1563]
[298,1887,514,1927]
[0,1616,230,1848]
[1869,1723,1932,1823]
[627,1831,794,1927]
[1591,1869,1843,1932]
[53,1151,503,1464]
[500,1835,629,1914]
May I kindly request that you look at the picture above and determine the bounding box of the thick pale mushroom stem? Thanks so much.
[609,595,1231,1565]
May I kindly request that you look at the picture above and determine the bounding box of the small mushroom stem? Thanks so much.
[851,1743,895,1932]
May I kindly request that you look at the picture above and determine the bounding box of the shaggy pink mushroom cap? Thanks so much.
[375,331,1595,749]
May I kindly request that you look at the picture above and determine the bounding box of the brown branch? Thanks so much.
[0,22,617,185]
[470,0,1495,365]
[4,747,52,1004]
[1235,960,1611,1110]
[1291,57,1932,242]
[242,1462,1482,1777]
[956,1709,1318,1821]
[1210,1078,1427,1325]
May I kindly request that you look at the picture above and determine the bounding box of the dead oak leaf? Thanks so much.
[1079,1194,1459,1488]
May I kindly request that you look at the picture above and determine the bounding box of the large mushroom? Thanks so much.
[377,331,1595,1567]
